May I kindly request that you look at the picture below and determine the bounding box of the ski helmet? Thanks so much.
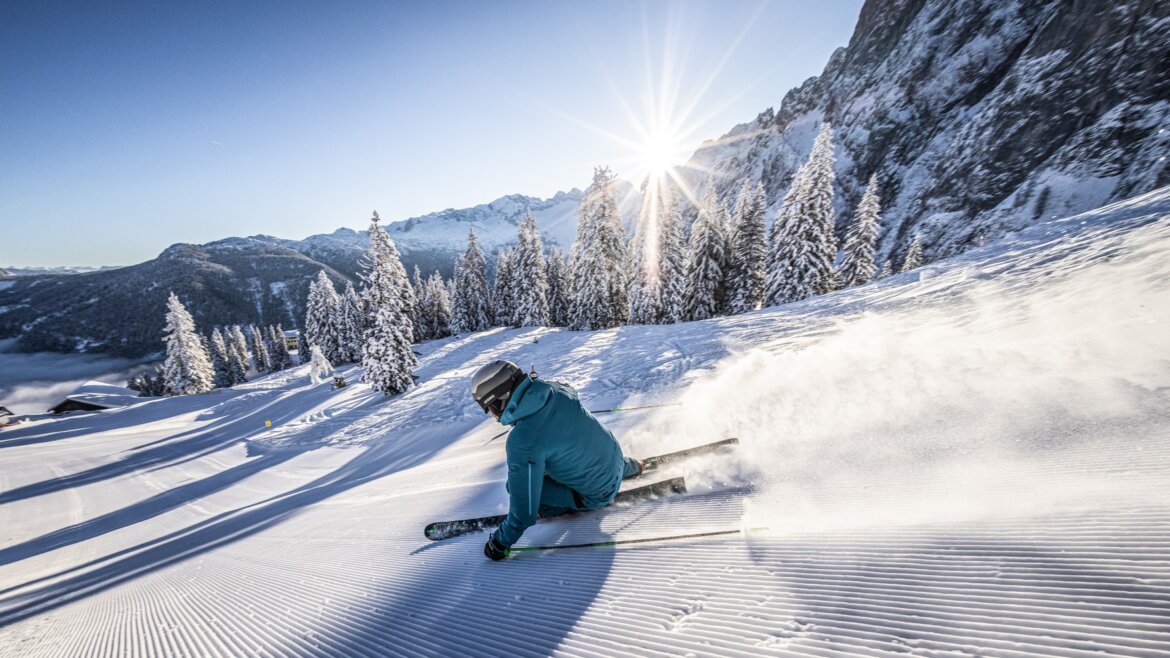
[471,360,525,416]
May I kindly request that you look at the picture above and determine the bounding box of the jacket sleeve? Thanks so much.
[492,434,546,548]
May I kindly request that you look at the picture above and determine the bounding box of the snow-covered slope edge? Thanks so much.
[1,188,1168,656]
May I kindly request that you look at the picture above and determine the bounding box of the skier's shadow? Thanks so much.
[346,501,615,657]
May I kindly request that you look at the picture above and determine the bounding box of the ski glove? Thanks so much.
[484,535,509,561]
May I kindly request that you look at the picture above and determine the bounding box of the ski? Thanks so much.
[424,476,687,541]
[639,437,739,474]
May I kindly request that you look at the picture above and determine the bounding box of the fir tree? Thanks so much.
[411,265,427,342]
[545,246,571,327]
[627,185,664,325]
[449,229,492,334]
[492,247,516,327]
[511,211,550,327]
[269,324,293,371]
[878,260,893,278]
[249,324,272,374]
[128,365,168,397]
[423,272,452,339]
[901,233,924,272]
[227,325,249,384]
[727,180,768,313]
[360,211,417,395]
[836,174,882,289]
[305,270,342,363]
[713,192,734,315]
[209,327,232,388]
[569,166,629,330]
[683,192,729,321]
[336,282,364,363]
[765,122,838,306]
[161,292,214,396]
[657,188,687,324]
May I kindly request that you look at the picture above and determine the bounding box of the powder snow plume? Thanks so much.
[624,204,1170,535]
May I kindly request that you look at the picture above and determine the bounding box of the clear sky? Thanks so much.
[1,0,863,268]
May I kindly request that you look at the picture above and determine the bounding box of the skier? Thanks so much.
[472,360,642,561]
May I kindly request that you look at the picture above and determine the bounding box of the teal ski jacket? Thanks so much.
[491,376,626,547]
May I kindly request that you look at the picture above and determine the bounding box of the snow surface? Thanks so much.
[2,189,1170,656]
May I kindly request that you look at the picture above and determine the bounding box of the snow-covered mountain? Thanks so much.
[685,0,1170,264]
[2,187,1167,656]
[254,185,639,282]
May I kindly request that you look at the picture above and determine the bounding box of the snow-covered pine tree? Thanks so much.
[657,187,687,324]
[308,345,334,385]
[569,166,629,330]
[492,247,516,327]
[511,211,550,327]
[727,180,768,313]
[423,271,452,339]
[128,365,167,397]
[836,173,882,289]
[764,122,838,306]
[250,324,272,374]
[227,325,249,384]
[359,211,417,395]
[682,192,729,321]
[411,265,427,341]
[627,185,663,325]
[764,175,802,306]
[304,270,342,363]
[336,282,364,363]
[901,233,924,272]
[449,229,492,334]
[414,270,434,341]
[269,324,293,371]
[265,325,280,370]
[544,246,571,327]
[161,292,214,396]
[713,193,734,316]
[209,327,232,388]
[878,260,893,278]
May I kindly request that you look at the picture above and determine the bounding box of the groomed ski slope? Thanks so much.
[2,188,1170,657]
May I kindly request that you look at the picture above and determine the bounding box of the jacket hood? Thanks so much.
[498,376,551,426]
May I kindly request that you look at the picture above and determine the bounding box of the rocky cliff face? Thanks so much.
[687,0,1170,263]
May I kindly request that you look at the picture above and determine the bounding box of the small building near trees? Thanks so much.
[48,381,142,415]
[283,329,300,352]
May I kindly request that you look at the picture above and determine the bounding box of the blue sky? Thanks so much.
[1,1,863,267]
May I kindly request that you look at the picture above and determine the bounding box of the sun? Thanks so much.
[639,128,686,179]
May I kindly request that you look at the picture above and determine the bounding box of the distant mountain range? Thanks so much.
[1,265,124,277]
[0,185,638,357]
[2,0,1166,358]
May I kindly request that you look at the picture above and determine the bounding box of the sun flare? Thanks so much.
[639,128,687,179]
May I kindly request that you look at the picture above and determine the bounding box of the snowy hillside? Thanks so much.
[2,187,1168,656]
